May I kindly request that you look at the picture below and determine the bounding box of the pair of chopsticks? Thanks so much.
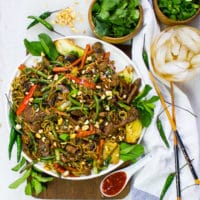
[142,47,200,199]
[148,65,200,182]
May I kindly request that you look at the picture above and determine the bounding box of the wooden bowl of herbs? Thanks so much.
[88,0,143,44]
[153,0,200,25]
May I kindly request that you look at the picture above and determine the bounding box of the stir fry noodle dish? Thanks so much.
[10,34,158,178]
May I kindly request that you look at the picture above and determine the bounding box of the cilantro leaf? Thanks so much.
[92,0,140,37]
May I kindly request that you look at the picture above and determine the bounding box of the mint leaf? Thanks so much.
[132,84,159,127]
[120,143,144,163]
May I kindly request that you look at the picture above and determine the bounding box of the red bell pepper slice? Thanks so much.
[76,125,96,138]
[16,85,37,115]
[65,74,96,89]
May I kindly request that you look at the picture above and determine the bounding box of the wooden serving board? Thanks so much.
[35,44,132,200]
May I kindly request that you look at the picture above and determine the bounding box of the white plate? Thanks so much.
[9,35,145,180]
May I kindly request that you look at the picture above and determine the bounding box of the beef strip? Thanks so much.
[21,106,47,132]
[126,78,141,104]
[37,138,51,157]
[103,107,139,136]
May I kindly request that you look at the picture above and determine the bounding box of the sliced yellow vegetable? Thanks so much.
[103,140,119,164]
[110,145,120,164]
[118,65,134,83]
[125,119,142,143]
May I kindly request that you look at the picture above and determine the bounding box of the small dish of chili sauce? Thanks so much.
[101,171,127,197]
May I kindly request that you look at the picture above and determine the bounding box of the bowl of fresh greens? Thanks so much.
[153,0,200,25]
[88,0,143,44]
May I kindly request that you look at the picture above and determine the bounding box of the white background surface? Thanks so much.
[0,0,199,200]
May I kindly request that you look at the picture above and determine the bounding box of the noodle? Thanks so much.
[11,40,142,177]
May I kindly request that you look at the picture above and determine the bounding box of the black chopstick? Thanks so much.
[170,82,181,200]
[174,141,181,200]
[175,130,200,184]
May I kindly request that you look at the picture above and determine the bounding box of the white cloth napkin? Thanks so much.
[126,0,200,200]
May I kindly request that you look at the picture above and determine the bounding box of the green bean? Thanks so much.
[50,60,65,66]
[68,96,82,106]
[67,106,88,115]
[50,123,58,139]
[27,11,52,29]
[117,101,131,111]
[29,68,48,79]
[9,109,22,134]
[12,157,26,172]
[16,134,22,162]
[28,16,54,30]
[94,94,100,121]
[55,148,60,161]
[29,132,37,153]
[9,109,16,126]
[27,8,65,29]
[32,98,43,104]
[94,74,100,83]
[156,117,170,148]
[32,92,49,104]
[9,168,32,189]
[8,127,17,160]
[142,50,150,70]
[28,16,65,37]
[160,172,175,200]
[40,155,55,161]
[29,78,51,84]
[41,85,51,92]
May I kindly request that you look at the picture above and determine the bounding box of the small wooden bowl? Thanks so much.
[88,0,143,44]
[153,0,200,25]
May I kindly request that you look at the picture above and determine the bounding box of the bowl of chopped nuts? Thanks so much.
[53,7,76,30]
[88,0,143,44]
[153,0,200,25]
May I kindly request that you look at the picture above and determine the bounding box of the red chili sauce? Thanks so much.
[102,171,127,196]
